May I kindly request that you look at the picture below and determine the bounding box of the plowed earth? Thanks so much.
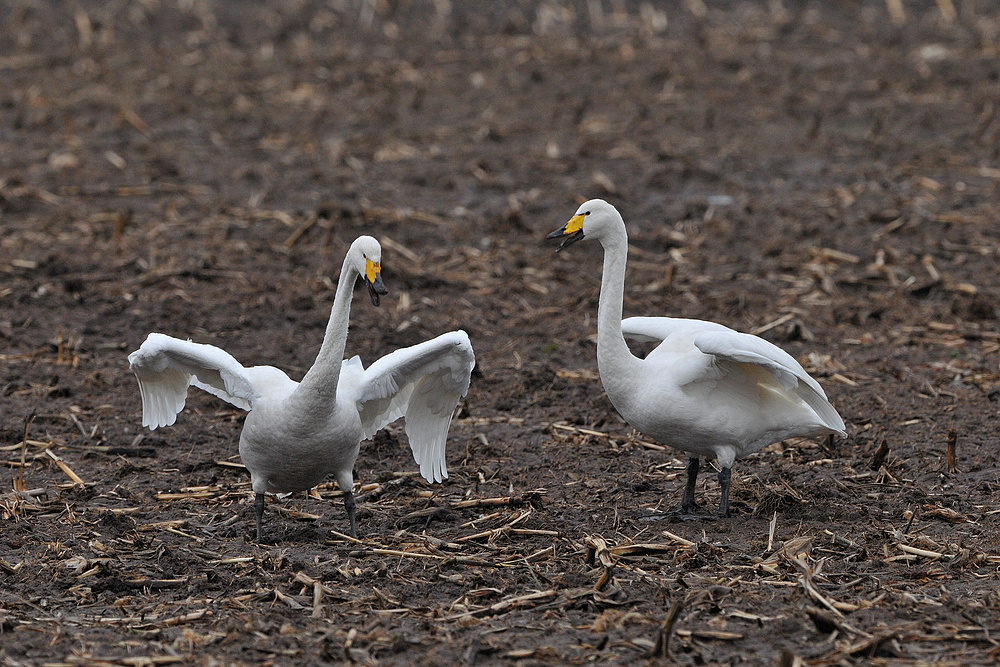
[3,1,1000,665]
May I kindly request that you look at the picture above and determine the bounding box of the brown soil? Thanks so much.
[3,1,1000,665]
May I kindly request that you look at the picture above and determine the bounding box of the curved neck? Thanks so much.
[297,253,356,399]
[595,230,639,385]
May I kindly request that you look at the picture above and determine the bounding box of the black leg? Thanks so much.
[254,492,265,543]
[669,457,708,522]
[680,457,700,514]
[343,489,358,538]
[717,467,732,518]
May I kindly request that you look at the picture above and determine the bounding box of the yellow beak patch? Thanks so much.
[366,259,380,284]
[564,214,585,235]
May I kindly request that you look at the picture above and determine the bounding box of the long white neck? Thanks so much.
[296,252,356,402]
[595,226,641,394]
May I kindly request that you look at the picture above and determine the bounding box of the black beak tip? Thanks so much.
[550,229,584,252]
[545,228,566,240]
[367,279,386,307]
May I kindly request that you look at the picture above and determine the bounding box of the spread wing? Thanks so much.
[355,331,475,483]
[127,333,266,429]
[693,329,846,434]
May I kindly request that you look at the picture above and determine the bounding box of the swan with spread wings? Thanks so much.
[128,236,475,542]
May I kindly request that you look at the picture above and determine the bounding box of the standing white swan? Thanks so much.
[128,236,475,542]
[548,200,846,518]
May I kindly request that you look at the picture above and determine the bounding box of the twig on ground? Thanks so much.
[649,596,685,658]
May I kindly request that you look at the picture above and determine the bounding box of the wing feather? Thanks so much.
[621,316,724,344]
[128,333,263,430]
[693,330,846,434]
[623,317,845,434]
[356,331,475,483]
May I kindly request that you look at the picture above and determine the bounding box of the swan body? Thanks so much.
[548,200,845,517]
[129,236,475,541]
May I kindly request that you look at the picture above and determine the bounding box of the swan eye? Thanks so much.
[584,211,591,216]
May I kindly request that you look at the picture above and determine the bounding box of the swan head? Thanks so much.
[349,235,388,306]
[546,198,624,251]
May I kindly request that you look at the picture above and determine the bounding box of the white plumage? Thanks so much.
[128,236,475,541]
[548,199,846,518]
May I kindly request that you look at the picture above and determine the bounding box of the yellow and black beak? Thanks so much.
[365,259,388,306]
[546,213,586,252]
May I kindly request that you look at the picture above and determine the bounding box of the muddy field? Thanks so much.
[3,0,1000,664]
